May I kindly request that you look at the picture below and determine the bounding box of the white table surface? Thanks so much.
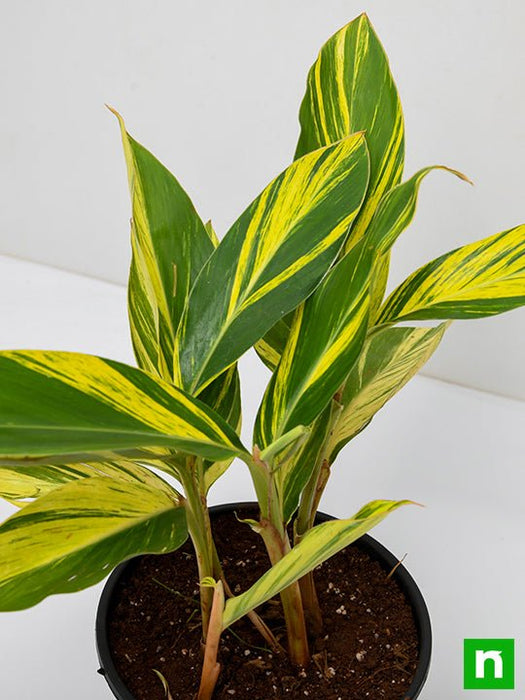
[0,254,523,699]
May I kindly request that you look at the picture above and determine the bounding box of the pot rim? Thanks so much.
[96,501,431,699]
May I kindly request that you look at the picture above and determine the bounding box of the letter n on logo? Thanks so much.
[464,639,515,690]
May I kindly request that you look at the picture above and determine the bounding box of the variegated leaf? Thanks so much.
[112,111,242,481]
[222,499,410,628]
[110,108,214,381]
[0,458,176,503]
[200,366,242,492]
[0,350,246,466]
[255,241,372,448]
[296,13,404,246]
[366,166,470,255]
[281,404,334,523]
[256,167,469,364]
[174,133,370,394]
[255,316,292,372]
[327,324,447,461]
[256,15,405,368]
[378,224,525,323]
[0,477,187,610]
[369,253,391,325]
[366,165,469,322]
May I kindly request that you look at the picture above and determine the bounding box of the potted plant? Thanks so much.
[0,12,524,699]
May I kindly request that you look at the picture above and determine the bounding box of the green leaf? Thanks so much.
[281,404,334,523]
[368,253,391,325]
[254,161,461,366]
[111,112,242,482]
[366,166,469,323]
[259,425,310,464]
[255,240,372,448]
[222,499,411,628]
[254,316,292,372]
[110,108,214,382]
[0,458,177,503]
[0,350,247,466]
[366,166,471,255]
[0,477,187,610]
[153,669,174,700]
[378,224,525,323]
[199,366,242,492]
[174,132,370,395]
[257,15,404,367]
[327,324,448,461]
[204,219,220,247]
[296,13,404,246]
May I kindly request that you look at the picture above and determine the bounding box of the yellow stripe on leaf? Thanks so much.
[365,165,470,323]
[327,324,448,460]
[0,458,178,503]
[174,133,370,395]
[0,350,247,465]
[109,108,214,382]
[0,477,187,610]
[378,224,525,323]
[223,499,411,629]
[295,14,405,249]
[257,14,405,367]
[255,241,372,449]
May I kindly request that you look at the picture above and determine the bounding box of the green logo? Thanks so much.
[464,639,515,690]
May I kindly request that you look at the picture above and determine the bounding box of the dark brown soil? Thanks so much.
[108,508,419,699]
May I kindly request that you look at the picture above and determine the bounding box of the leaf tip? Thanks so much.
[439,165,474,186]
[105,104,126,133]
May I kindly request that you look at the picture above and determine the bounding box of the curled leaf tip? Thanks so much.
[444,166,474,186]
[200,576,218,589]
[105,105,126,133]
[105,103,120,117]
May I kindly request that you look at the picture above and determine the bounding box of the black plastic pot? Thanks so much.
[96,502,431,699]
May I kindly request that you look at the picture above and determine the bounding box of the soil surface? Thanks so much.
[108,508,419,699]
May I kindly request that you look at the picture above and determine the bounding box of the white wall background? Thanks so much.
[0,0,524,398]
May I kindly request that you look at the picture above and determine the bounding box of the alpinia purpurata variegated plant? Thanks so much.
[0,13,524,698]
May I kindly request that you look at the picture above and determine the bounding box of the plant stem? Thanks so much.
[298,568,323,638]
[295,457,329,537]
[294,398,342,636]
[178,456,215,637]
[197,581,224,700]
[211,542,284,654]
[247,448,310,665]
[295,459,332,636]
[295,395,342,538]
[307,458,331,524]
[258,518,310,666]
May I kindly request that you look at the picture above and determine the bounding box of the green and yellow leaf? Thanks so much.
[0,458,177,503]
[256,14,405,369]
[222,499,410,628]
[365,166,471,324]
[110,108,214,381]
[367,166,470,256]
[174,133,370,394]
[204,219,220,247]
[111,111,242,480]
[255,241,372,448]
[327,324,448,461]
[0,477,187,610]
[368,253,391,325]
[378,224,525,323]
[280,404,334,523]
[200,366,242,492]
[295,13,404,246]
[254,316,292,372]
[0,350,246,466]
